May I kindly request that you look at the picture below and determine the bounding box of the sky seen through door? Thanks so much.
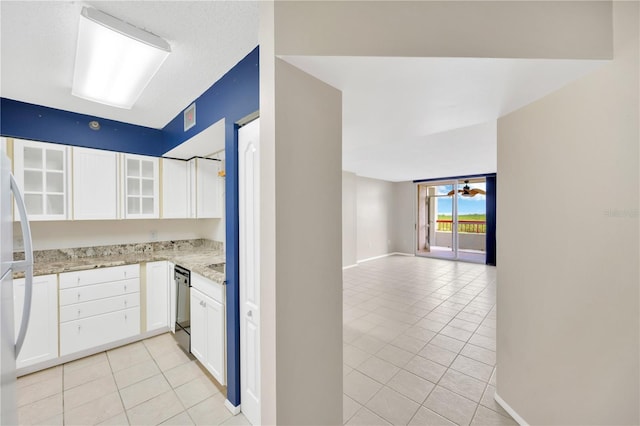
[437,183,486,216]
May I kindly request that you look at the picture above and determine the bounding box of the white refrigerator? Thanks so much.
[1,141,34,424]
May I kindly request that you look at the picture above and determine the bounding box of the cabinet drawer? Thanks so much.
[59,278,139,306]
[60,307,140,356]
[60,293,140,323]
[191,272,225,304]
[60,264,140,289]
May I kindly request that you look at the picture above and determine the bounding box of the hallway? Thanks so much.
[343,256,513,425]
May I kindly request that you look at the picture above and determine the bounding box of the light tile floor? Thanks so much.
[16,333,250,426]
[18,254,510,426]
[343,255,514,426]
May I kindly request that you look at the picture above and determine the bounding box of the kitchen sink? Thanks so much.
[207,262,225,273]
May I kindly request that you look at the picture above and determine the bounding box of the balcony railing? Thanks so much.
[437,220,486,234]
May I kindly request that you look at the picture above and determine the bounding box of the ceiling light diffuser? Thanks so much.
[72,7,171,109]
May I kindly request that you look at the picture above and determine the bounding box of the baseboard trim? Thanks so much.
[225,399,241,415]
[342,264,359,270]
[357,253,392,263]
[357,252,415,264]
[494,392,528,426]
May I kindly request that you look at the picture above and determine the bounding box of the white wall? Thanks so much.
[275,1,612,60]
[341,175,416,264]
[273,59,343,425]
[342,171,357,267]
[263,1,617,424]
[496,2,639,424]
[355,176,394,261]
[392,181,415,254]
[15,219,223,251]
[261,2,344,418]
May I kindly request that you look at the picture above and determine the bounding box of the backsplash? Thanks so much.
[14,239,223,262]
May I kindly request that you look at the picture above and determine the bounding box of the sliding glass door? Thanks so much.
[416,178,486,263]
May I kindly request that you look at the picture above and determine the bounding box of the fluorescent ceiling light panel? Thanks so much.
[72,7,171,109]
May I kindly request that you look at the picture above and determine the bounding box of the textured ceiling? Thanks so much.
[0,1,259,129]
[1,2,607,182]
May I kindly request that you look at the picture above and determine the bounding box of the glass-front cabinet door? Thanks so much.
[124,154,159,219]
[13,139,69,221]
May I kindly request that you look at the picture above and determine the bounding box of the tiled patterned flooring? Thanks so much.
[343,255,514,425]
[16,333,250,425]
[18,255,510,426]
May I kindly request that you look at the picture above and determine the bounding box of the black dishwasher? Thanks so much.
[173,265,191,353]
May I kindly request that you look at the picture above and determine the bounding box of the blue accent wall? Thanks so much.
[0,98,163,155]
[1,46,259,408]
[161,46,259,408]
[161,47,259,151]
[485,175,497,266]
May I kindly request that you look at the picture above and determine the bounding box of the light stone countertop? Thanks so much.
[13,240,226,284]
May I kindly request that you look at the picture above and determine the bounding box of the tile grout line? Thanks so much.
[345,257,499,426]
[105,348,132,426]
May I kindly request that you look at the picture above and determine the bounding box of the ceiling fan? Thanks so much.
[447,180,486,197]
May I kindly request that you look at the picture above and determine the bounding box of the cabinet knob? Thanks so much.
[78,309,81,316]
[124,285,127,291]
[77,293,81,300]
[77,325,81,332]
[124,300,128,306]
[77,277,80,284]
[247,311,253,318]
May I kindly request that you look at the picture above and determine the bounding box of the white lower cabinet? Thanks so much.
[190,273,226,385]
[190,289,207,362]
[59,265,140,357]
[13,274,58,369]
[146,261,169,331]
[60,308,140,356]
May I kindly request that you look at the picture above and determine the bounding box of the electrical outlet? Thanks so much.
[150,231,158,241]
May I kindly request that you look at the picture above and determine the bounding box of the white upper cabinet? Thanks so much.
[72,147,118,220]
[13,139,70,221]
[123,154,159,219]
[194,158,223,219]
[161,158,190,219]
[161,156,224,219]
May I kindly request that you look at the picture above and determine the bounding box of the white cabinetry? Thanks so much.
[59,264,140,356]
[13,139,69,221]
[123,154,159,219]
[72,147,118,220]
[13,274,58,369]
[194,158,223,218]
[146,261,169,331]
[161,158,190,218]
[190,272,225,384]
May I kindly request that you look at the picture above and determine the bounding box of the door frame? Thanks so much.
[414,174,494,264]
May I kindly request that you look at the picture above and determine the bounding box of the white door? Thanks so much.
[239,118,260,425]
